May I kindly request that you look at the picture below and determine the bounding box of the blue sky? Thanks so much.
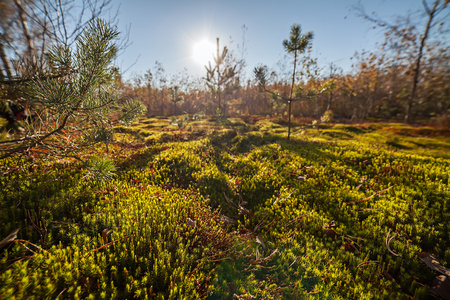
[109,0,425,80]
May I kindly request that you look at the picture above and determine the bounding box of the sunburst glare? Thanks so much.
[192,39,215,66]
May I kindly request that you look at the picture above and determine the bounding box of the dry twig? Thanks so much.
[347,185,395,205]
[288,210,315,225]
[357,260,380,268]
[84,235,128,258]
[386,229,402,257]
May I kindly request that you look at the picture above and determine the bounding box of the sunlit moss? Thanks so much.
[1,117,449,299]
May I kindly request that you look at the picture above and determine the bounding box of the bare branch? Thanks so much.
[423,0,432,15]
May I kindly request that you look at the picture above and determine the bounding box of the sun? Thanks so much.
[192,39,215,66]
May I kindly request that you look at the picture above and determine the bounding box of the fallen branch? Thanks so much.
[419,252,450,277]
[223,192,238,209]
[342,235,361,252]
[253,215,270,233]
[274,189,297,205]
[288,210,315,225]
[344,234,366,241]
[386,229,402,257]
[84,235,128,258]
[288,256,301,268]
[15,239,48,254]
[56,288,67,298]
[357,260,380,268]
[347,185,395,205]
[0,228,20,250]
[263,248,279,262]
[0,256,33,273]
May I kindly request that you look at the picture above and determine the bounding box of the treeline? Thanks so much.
[119,0,449,126]
[1,0,449,128]
[119,42,449,125]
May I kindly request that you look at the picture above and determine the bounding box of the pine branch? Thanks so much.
[0,113,70,159]
[0,70,73,85]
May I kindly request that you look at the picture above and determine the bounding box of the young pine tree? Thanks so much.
[205,38,237,117]
[0,18,145,180]
[255,24,313,140]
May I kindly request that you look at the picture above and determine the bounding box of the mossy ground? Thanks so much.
[1,116,449,299]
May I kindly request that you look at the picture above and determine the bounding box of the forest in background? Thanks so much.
[117,1,449,127]
[1,0,449,130]
[121,35,449,126]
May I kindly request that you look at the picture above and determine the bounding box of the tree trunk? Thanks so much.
[14,0,35,61]
[404,0,439,123]
[0,43,13,79]
[216,38,221,115]
[326,92,333,111]
[288,51,297,140]
[288,100,292,140]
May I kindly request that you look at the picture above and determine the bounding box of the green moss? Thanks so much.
[1,118,449,299]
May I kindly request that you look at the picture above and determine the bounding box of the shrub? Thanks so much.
[320,110,334,123]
